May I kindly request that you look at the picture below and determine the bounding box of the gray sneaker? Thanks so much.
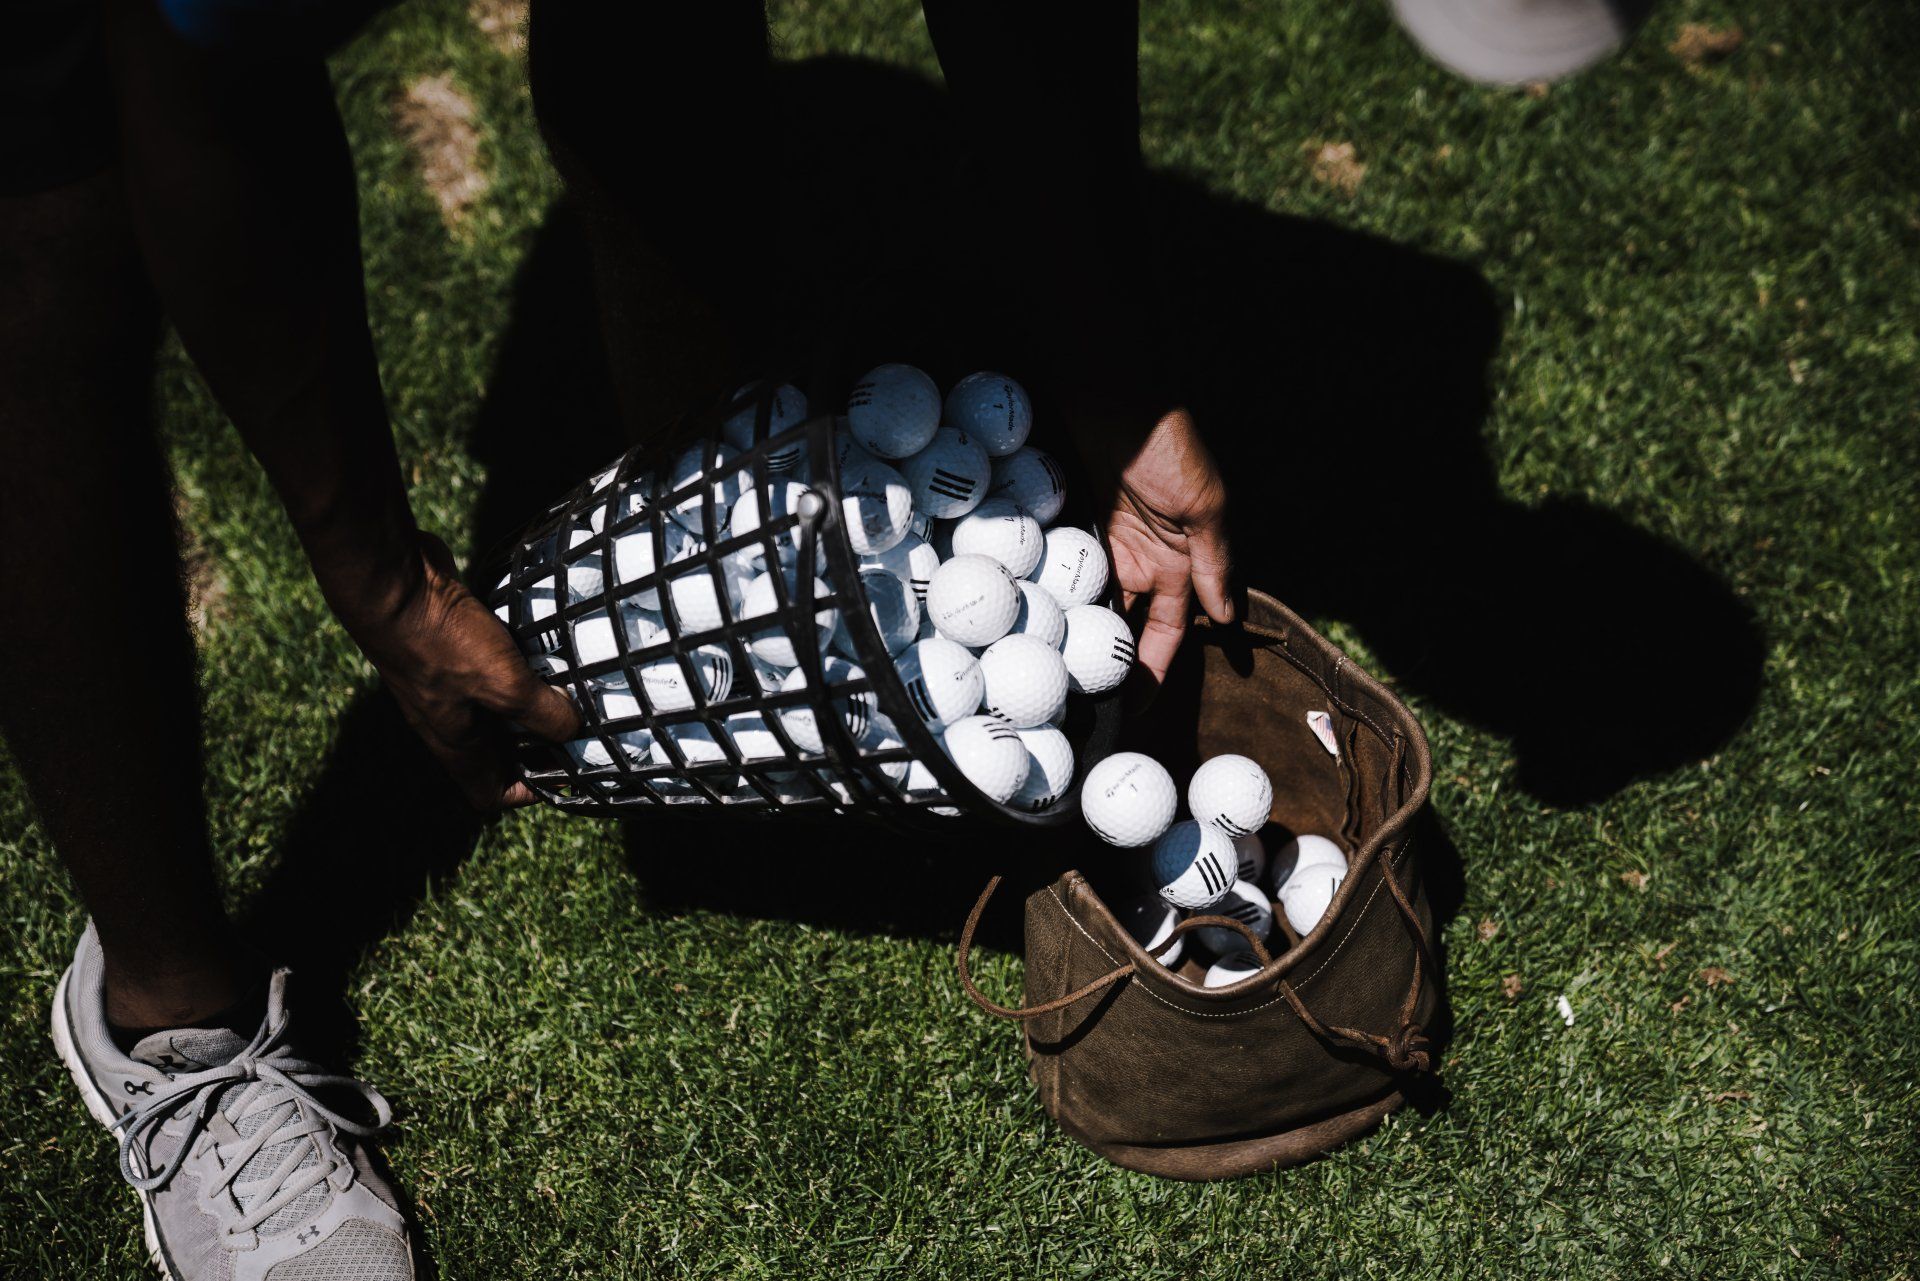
[51,925,416,1280]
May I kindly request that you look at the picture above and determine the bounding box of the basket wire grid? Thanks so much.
[487,383,1119,827]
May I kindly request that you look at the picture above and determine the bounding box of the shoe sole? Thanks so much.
[50,968,176,1281]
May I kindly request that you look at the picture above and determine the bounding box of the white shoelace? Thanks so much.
[113,1011,392,1242]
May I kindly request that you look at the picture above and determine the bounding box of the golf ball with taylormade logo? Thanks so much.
[831,567,920,658]
[837,451,914,556]
[940,714,1030,804]
[901,426,990,519]
[1188,754,1274,838]
[893,636,984,731]
[978,634,1069,728]
[847,363,942,459]
[1007,579,1066,648]
[926,554,1019,647]
[777,657,875,754]
[987,447,1066,526]
[720,382,808,472]
[942,372,1033,458]
[1032,527,1109,607]
[1060,604,1135,695]
[1267,834,1348,895]
[1191,879,1275,957]
[1080,752,1177,847]
[1115,894,1185,969]
[664,442,743,534]
[637,644,732,712]
[949,497,1045,578]
[1009,724,1075,812]
[1204,951,1264,989]
[860,533,939,607]
[739,568,836,668]
[1149,820,1238,911]
[1277,848,1349,937]
[1233,833,1268,885]
[611,520,692,609]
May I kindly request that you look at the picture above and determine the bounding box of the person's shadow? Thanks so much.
[244,56,1759,1066]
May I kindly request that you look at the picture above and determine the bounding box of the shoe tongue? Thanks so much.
[128,1024,250,1072]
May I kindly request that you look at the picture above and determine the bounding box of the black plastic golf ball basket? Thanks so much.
[486,383,1121,829]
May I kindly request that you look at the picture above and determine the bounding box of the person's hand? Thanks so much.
[1099,407,1233,684]
[333,532,581,810]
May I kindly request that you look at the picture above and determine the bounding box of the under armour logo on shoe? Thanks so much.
[123,1080,154,1096]
[295,1227,322,1245]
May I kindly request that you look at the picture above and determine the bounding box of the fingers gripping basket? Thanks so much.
[484,385,1119,824]
[958,590,1439,1180]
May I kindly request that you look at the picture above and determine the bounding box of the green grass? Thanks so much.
[3,1,1917,1276]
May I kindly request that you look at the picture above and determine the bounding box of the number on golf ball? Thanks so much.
[926,554,1019,647]
[1079,751,1177,847]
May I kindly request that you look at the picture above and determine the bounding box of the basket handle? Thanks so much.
[957,876,1134,1021]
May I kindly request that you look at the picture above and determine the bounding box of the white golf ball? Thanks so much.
[649,722,741,794]
[1080,752,1177,847]
[1277,850,1349,937]
[837,451,913,556]
[727,477,814,569]
[941,714,1030,804]
[893,636,984,731]
[777,656,875,754]
[926,554,1019,647]
[1233,833,1269,886]
[859,533,940,607]
[571,604,663,687]
[586,469,651,534]
[1114,894,1185,968]
[739,568,836,668]
[943,371,1033,458]
[720,711,787,762]
[1060,604,1135,695]
[986,446,1066,526]
[720,382,808,472]
[1191,879,1276,958]
[1268,834,1349,895]
[1149,820,1238,911]
[1032,526,1109,608]
[978,634,1069,728]
[847,363,942,458]
[901,426,991,519]
[1009,724,1075,812]
[558,525,604,605]
[948,497,1045,578]
[1189,753,1274,838]
[665,442,743,537]
[636,644,733,712]
[1002,579,1065,649]
[663,566,736,635]
[610,519,692,609]
[831,567,920,659]
[857,713,912,785]
[1204,951,1264,989]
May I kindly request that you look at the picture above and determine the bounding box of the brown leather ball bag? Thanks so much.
[957,589,1440,1180]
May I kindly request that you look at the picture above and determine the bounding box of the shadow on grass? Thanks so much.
[250,55,1754,1059]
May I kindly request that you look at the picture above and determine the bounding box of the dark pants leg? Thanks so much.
[0,172,246,1028]
[526,0,776,443]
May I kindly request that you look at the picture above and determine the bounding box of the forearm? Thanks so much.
[103,0,421,632]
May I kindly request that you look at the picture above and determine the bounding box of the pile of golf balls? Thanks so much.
[500,367,1135,814]
[1080,750,1352,981]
